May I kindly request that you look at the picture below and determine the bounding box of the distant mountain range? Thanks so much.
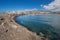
[0,10,60,14]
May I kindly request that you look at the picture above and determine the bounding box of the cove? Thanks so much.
[15,14,60,40]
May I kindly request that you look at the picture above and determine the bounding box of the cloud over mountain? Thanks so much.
[24,8,38,11]
[41,0,60,11]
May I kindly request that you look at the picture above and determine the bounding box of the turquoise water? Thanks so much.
[16,14,60,40]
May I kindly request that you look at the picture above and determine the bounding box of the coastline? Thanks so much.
[0,11,60,40]
[0,12,45,40]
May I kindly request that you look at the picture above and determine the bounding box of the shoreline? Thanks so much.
[0,12,44,40]
[0,11,60,40]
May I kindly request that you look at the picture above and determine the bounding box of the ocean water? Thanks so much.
[16,14,60,40]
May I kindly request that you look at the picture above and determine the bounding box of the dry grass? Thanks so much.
[0,13,46,40]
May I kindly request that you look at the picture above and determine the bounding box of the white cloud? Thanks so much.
[16,8,38,12]
[24,8,38,11]
[41,0,60,11]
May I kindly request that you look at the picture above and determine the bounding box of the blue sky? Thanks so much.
[0,0,54,12]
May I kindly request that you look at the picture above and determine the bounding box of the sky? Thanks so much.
[0,0,60,12]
